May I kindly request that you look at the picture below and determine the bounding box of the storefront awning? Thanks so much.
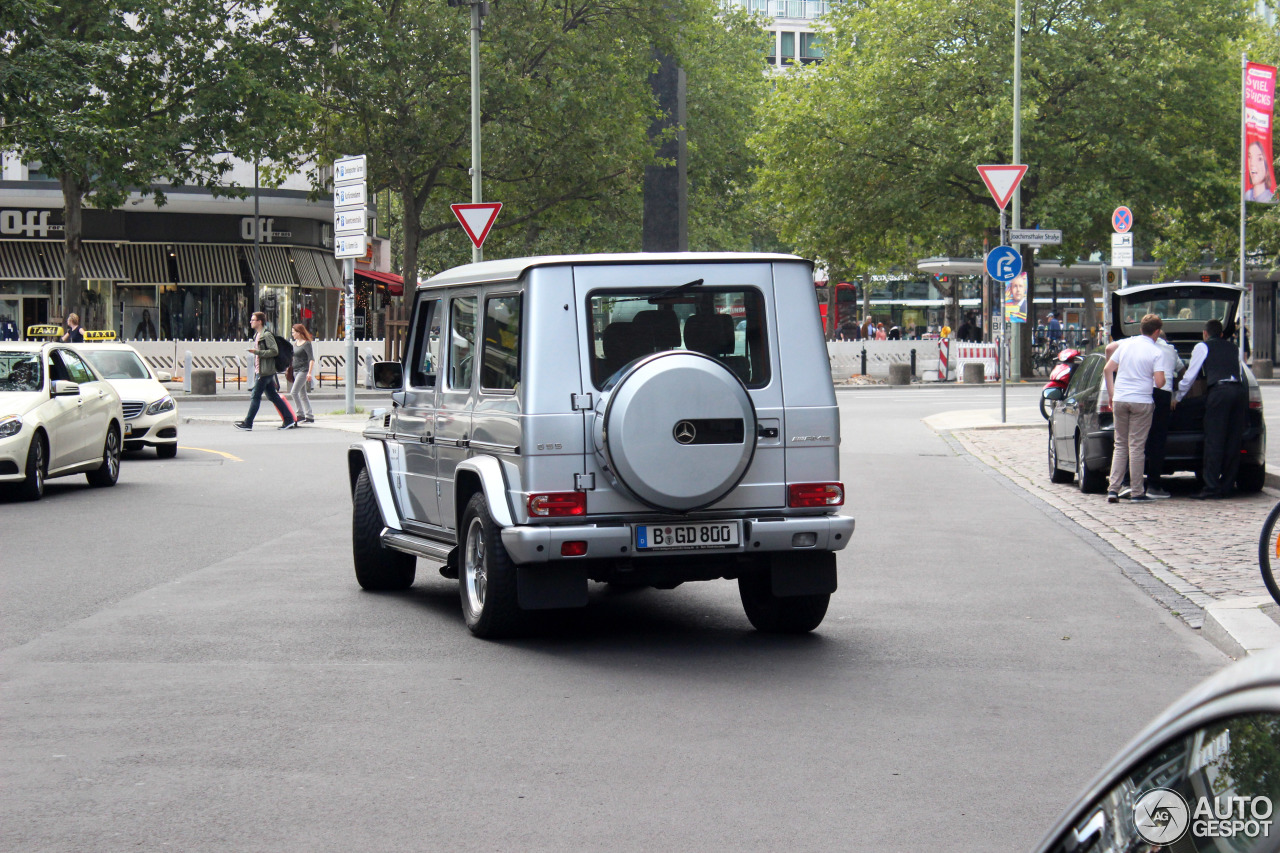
[122,244,170,286]
[0,241,58,280]
[290,248,341,290]
[0,241,125,280]
[355,268,404,296]
[174,245,243,286]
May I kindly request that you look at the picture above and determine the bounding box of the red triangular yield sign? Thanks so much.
[451,202,503,249]
[976,165,1028,210]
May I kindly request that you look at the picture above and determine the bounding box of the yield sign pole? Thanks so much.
[977,164,1027,415]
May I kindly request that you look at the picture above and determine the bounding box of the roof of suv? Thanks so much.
[421,252,808,290]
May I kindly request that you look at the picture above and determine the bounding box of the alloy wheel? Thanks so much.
[463,516,487,615]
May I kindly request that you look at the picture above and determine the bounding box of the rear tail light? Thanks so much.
[1250,384,1263,409]
[528,492,587,517]
[788,482,844,507]
[1099,393,1112,414]
[561,541,588,557]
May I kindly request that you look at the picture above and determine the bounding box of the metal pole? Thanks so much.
[253,159,262,317]
[1000,208,1007,423]
[1241,52,1249,365]
[344,257,355,413]
[1010,0,1022,382]
[470,2,483,263]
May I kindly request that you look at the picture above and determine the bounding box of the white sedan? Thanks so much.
[0,342,125,500]
[75,343,178,458]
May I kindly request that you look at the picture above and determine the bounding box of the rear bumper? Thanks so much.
[1085,424,1265,474]
[500,513,856,566]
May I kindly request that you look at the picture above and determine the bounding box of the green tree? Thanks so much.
[754,0,1255,355]
[0,0,304,318]
[276,0,769,284]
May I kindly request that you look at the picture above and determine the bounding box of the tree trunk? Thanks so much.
[59,171,85,323]
[401,184,424,303]
[825,274,838,340]
[861,271,870,325]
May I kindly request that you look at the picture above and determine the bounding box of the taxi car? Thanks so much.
[0,340,125,500]
[74,342,178,458]
[350,253,855,638]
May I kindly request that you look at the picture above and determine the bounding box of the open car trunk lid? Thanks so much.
[1111,282,1243,355]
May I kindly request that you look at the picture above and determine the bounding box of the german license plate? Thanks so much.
[635,521,741,551]
[123,423,133,436]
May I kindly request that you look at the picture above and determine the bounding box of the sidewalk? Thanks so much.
[182,412,371,434]
[929,407,1280,659]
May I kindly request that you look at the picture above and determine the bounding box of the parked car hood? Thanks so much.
[1110,282,1242,353]
[0,391,48,417]
[102,378,166,403]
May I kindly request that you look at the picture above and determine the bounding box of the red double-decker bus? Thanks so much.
[814,281,858,333]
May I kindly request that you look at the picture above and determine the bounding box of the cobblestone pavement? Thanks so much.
[954,426,1278,609]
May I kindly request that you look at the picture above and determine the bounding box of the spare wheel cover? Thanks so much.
[600,351,757,511]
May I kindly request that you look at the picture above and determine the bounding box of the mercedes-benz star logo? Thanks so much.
[1133,788,1190,845]
[673,421,697,445]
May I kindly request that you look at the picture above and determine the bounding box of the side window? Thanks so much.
[1067,355,1097,396]
[56,350,94,384]
[480,294,521,392]
[409,297,442,388]
[448,295,477,390]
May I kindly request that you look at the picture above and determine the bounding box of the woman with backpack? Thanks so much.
[289,324,316,424]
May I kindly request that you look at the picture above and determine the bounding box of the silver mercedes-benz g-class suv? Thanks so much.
[348,252,854,637]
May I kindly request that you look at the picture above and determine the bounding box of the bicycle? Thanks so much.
[1259,502,1280,607]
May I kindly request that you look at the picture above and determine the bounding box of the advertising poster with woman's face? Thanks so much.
[1004,273,1027,324]
[1245,62,1277,204]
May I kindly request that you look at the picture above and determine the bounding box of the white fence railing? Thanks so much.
[132,339,386,388]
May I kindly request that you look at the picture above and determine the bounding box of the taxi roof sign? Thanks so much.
[83,330,116,341]
[26,325,62,338]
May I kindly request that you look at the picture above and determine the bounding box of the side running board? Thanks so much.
[381,530,454,563]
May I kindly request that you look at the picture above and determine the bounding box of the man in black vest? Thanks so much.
[1173,319,1247,499]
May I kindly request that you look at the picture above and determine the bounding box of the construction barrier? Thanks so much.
[953,343,1000,381]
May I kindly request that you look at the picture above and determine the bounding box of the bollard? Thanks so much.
[963,362,985,384]
[1254,358,1274,380]
[887,362,911,385]
[190,368,216,395]
[183,351,193,393]
[860,347,867,376]
[910,348,917,377]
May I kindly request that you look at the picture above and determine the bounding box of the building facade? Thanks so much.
[720,0,829,68]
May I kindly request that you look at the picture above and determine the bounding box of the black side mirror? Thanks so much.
[372,361,403,390]
[1043,387,1064,401]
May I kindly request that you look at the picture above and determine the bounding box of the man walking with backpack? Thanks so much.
[235,312,297,431]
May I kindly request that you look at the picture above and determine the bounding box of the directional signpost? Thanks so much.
[334,154,367,413]
[1008,228,1063,245]
[977,165,1030,421]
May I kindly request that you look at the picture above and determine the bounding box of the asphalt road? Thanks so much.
[0,385,1229,852]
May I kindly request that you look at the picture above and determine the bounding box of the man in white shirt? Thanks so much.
[1102,314,1167,502]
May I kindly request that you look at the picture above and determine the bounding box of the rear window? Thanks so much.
[1119,287,1237,325]
[588,287,769,389]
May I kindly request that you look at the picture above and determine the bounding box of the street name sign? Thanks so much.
[334,208,367,235]
[451,202,503,250]
[985,245,1023,281]
[334,182,367,209]
[1111,232,1134,267]
[335,155,367,184]
[1112,206,1133,233]
[1009,228,1063,245]
[976,164,1028,210]
[335,234,366,259]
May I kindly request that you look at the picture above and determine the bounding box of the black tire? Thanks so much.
[352,468,416,590]
[459,493,525,638]
[738,571,830,634]
[1237,463,1266,494]
[85,425,121,487]
[1049,429,1073,483]
[156,443,178,459]
[1260,501,1280,608]
[16,431,46,501]
[1076,435,1105,494]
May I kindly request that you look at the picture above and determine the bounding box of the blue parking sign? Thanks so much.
[985,246,1023,282]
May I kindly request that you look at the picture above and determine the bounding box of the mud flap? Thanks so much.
[517,565,589,610]
[770,551,837,597]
